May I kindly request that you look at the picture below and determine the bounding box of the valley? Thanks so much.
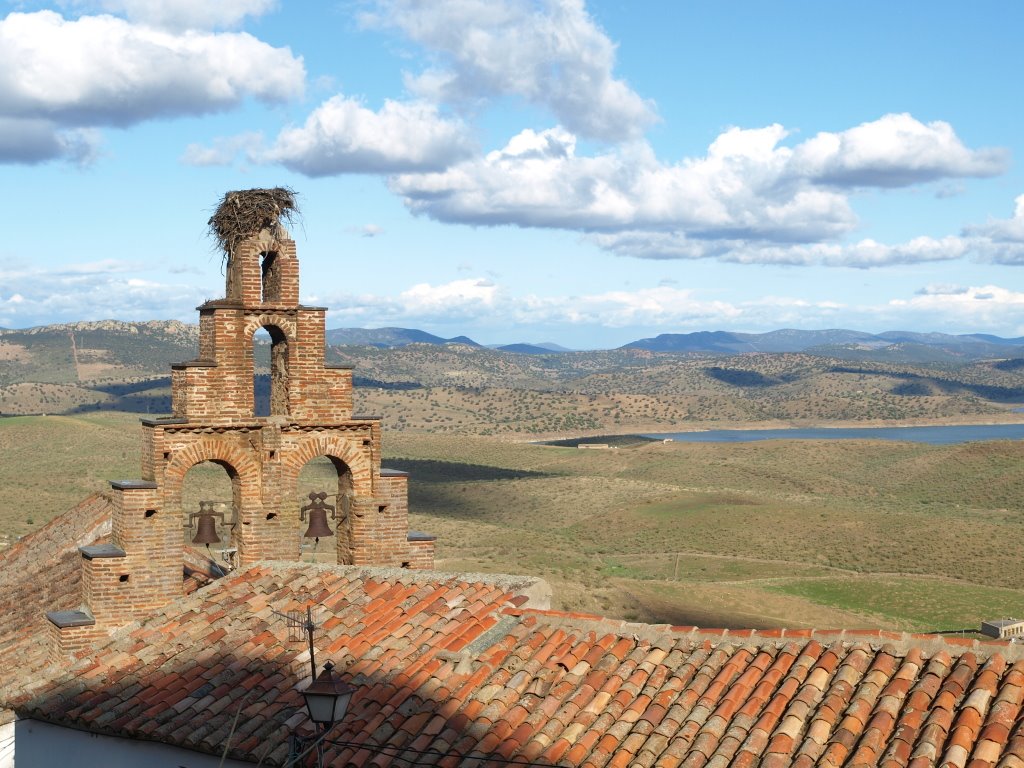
[3,321,1024,635]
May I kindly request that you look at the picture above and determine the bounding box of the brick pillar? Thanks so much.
[107,481,181,617]
[407,533,436,570]
[46,611,109,664]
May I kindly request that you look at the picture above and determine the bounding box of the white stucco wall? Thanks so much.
[14,718,257,767]
[0,719,15,768]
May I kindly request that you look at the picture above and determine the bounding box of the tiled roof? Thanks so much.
[0,492,112,680]
[7,561,1024,767]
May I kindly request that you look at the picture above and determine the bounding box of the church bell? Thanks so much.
[303,508,335,540]
[188,501,226,548]
[192,514,221,546]
[300,491,336,542]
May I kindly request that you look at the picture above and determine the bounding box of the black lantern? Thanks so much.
[301,661,355,727]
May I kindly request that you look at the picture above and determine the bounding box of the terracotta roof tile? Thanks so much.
[6,554,1024,767]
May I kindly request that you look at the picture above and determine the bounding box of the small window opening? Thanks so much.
[266,512,277,520]
[268,450,276,460]
[144,509,157,518]
[253,326,289,418]
[401,561,411,569]
[163,451,170,460]
[378,505,388,514]
[261,251,282,303]
[362,439,371,447]
[119,574,130,583]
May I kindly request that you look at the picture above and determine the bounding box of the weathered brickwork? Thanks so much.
[51,225,433,654]
[47,620,110,664]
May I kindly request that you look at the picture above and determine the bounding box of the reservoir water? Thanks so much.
[641,423,1024,445]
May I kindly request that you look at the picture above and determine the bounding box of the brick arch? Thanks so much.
[245,314,298,418]
[281,433,373,497]
[243,314,298,345]
[162,437,261,511]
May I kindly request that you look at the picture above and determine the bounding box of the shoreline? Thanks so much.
[524,414,1024,445]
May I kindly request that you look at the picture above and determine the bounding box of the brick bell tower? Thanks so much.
[48,190,434,656]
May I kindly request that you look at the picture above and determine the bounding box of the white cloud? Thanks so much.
[791,113,1008,187]
[325,279,740,329]
[0,10,303,164]
[0,12,304,123]
[588,232,970,268]
[90,0,277,30]
[180,131,261,166]
[916,284,969,296]
[321,277,1024,337]
[0,258,208,327]
[889,285,1024,328]
[391,124,855,241]
[828,236,969,268]
[399,278,499,317]
[360,0,656,142]
[0,117,100,165]
[261,96,474,174]
[344,223,384,237]
[7,261,1024,339]
[963,194,1024,264]
[390,115,1008,264]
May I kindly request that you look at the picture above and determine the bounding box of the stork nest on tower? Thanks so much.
[207,187,300,267]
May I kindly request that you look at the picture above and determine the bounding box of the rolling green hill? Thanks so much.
[4,412,1024,634]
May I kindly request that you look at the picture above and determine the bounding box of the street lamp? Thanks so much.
[286,606,356,768]
[302,660,354,727]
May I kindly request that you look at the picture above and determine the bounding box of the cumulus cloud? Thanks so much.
[0,258,208,327]
[889,285,1024,328]
[0,11,303,124]
[399,278,499,317]
[791,113,1008,187]
[360,0,656,142]
[389,115,1008,264]
[0,9,303,164]
[963,194,1024,264]
[0,117,100,165]
[261,96,474,174]
[391,124,855,241]
[90,0,278,30]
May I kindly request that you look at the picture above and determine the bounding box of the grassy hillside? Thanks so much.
[4,412,1023,634]
[350,350,1024,435]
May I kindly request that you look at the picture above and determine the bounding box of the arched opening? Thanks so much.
[180,460,239,562]
[261,251,281,303]
[252,324,289,417]
[296,455,354,563]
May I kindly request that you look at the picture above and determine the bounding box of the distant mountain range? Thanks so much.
[622,329,1024,362]
[324,327,479,348]
[324,326,1024,362]
[325,327,568,355]
[5,322,1024,368]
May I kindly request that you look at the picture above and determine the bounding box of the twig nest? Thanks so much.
[208,187,300,264]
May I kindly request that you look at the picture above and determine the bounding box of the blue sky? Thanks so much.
[1,1,1023,348]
